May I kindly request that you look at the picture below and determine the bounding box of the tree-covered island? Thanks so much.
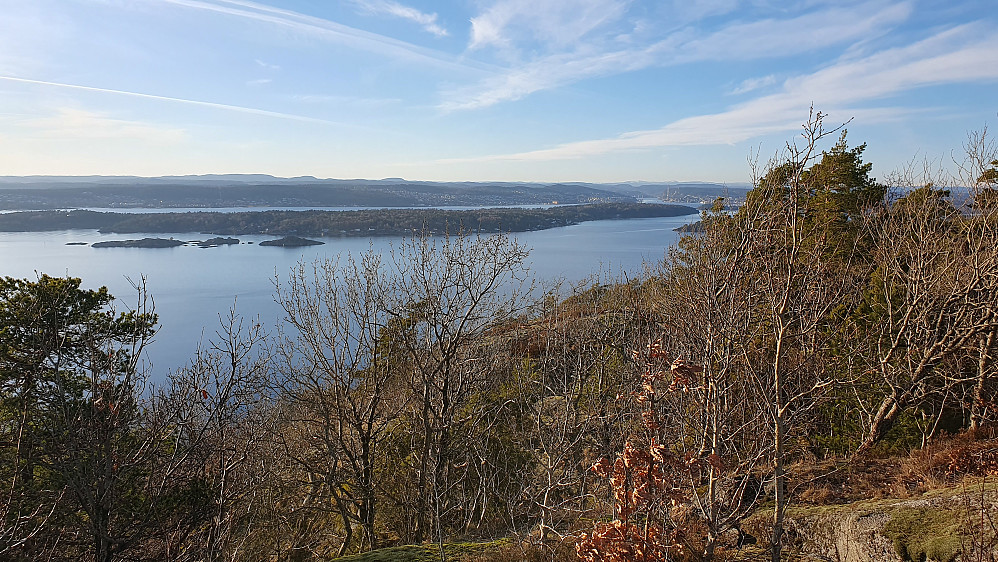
[0,202,697,236]
[91,238,186,248]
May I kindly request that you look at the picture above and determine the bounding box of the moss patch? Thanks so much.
[882,507,963,562]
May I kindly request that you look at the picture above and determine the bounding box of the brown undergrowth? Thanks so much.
[794,430,998,507]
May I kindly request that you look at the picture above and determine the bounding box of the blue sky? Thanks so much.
[0,0,995,183]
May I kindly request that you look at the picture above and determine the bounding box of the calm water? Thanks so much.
[0,214,695,377]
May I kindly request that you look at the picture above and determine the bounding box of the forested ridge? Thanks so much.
[3,115,998,561]
[0,180,635,210]
[0,202,695,236]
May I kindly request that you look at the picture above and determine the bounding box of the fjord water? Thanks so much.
[0,214,695,378]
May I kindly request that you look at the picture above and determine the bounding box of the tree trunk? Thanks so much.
[970,331,996,432]
[335,497,353,558]
[361,432,378,551]
[858,389,904,453]
[93,511,113,562]
[415,379,432,544]
[770,410,786,562]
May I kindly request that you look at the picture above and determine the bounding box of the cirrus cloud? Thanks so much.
[349,0,449,37]
[444,1,912,111]
[438,24,998,162]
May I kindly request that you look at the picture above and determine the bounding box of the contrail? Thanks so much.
[0,75,345,126]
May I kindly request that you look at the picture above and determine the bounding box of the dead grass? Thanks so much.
[793,455,903,505]
[894,430,998,496]
[792,431,998,507]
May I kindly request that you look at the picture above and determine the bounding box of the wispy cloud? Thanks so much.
[349,0,448,37]
[439,25,998,162]
[155,0,478,72]
[24,108,186,143]
[444,1,912,110]
[672,2,911,62]
[254,58,280,70]
[730,74,778,95]
[0,75,347,126]
[440,46,658,111]
[469,0,628,52]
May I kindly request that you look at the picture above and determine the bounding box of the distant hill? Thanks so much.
[532,181,750,204]
[0,176,627,209]
[0,175,750,210]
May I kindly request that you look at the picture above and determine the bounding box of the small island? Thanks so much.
[92,238,185,248]
[197,237,240,248]
[258,236,323,247]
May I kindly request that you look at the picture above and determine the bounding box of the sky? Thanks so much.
[0,0,995,183]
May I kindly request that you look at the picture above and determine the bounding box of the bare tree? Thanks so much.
[737,112,864,560]
[273,231,534,558]
[273,250,404,555]
[509,279,641,548]
[857,132,998,450]
[150,306,275,561]
[651,202,773,559]
[381,232,533,557]
[962,129,998,432]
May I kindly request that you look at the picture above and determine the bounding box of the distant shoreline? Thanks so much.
[0,203,698,237]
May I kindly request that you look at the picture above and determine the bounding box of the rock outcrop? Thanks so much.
[783,484,997,562]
